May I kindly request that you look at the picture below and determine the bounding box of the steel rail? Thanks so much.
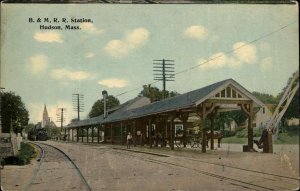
[110,149,296,191]
[113,147,298,181]
[27,142,92,191]
[23,142,45,191]
[113,148,300,180]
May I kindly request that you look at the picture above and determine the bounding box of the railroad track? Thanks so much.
[111,148,299,191]
[26,142,92,191]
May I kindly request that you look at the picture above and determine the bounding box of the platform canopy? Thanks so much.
[101,78,264,123]
[66,78,265,152]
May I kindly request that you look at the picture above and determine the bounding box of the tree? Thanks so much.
[282,90,299,119]
[139,84,179,102]
[215,110,246,129]
[277,72,299,120]
[24,123,35,134]
[88,95,120,118]
[1,91,29,133]
[252,91,278,104]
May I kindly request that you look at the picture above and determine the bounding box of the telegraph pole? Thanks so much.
[72,94,84,121]
[153,59,175,99]
[0,87,4,134]
[56,108,66,140]
[0,87,4,191]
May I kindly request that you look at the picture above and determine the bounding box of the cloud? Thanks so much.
[227,57,242,68]
[199,42,257,70]
[98,78,128,88]
[233,42,257,64]
[260,57,272,71]
[104,28,149,58]
[80,23,104,35]
[34,31,63,43]
[85,52,95,59]
[27,54,49,74]
[183,25,208,40]
[259,42,270,51]
[51,69,93,81]
[199,52,227,69]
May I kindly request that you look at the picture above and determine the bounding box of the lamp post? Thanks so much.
[102,90,108,118]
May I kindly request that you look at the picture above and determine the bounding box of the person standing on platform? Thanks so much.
[127,132,132,149]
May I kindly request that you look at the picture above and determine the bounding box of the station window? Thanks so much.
[226,87,231,97]
[232,90,237,98]
[221,89,226,97]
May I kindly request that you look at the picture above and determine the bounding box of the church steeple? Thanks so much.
[42,105,50,128]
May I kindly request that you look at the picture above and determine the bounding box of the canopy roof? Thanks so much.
[67,78,265,127]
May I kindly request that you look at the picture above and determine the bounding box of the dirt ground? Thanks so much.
[1,141,299,191]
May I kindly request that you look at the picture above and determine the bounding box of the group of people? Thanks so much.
[126,132,145,148]
[126,131,163,148]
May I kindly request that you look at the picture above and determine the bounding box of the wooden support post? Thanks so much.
[133,121,136,147]
[86,127,89,143]
[76,127,79,142]
[81,128,84,142]
[103,125,106,143]
[68,129,70,141]
[197,102,215,153]
[183,122,187,148]
[154,121,158,147]
[240,102,255,152]
[201,117,206,153]
[201,105,207,153]
[71,129,74,142]
[162,118,167,147]
[170,115,175,150]
[210,117,214,150]
[121,123,123,145]
[248,102,254,150]
[97,126,100,144]
[148,119,152,148]
[92,127,94,143]
[111,124,113,144]
[263,131,273,153]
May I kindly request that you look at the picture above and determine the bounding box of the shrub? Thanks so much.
[222,130,236,137]
[4,142,36,165]
[236,127,263,138]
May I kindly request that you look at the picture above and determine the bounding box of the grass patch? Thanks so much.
[274,132,299,144]
[222,133,299,144]
[4,142,36,165]
[222,136,261,144]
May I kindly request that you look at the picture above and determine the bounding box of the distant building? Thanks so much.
[42,105,56,128]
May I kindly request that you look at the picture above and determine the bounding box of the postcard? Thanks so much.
[0,2,299,191]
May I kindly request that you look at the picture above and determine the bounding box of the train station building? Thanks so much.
[66,78,270,152]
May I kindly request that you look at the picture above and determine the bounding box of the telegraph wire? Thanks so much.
[115,20,297,98]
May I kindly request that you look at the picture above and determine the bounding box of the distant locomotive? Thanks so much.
[36,129,48,141]
[28,124,48,141]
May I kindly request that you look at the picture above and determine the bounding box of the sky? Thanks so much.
[1,4,298,126]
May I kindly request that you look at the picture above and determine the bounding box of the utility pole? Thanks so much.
[56,108,66,140]
[0,87,4,134]
[153,59,175,99]
[0,87,4,191]
[72,94,84,121]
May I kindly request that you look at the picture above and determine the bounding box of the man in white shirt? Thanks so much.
[127,132,132,149]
